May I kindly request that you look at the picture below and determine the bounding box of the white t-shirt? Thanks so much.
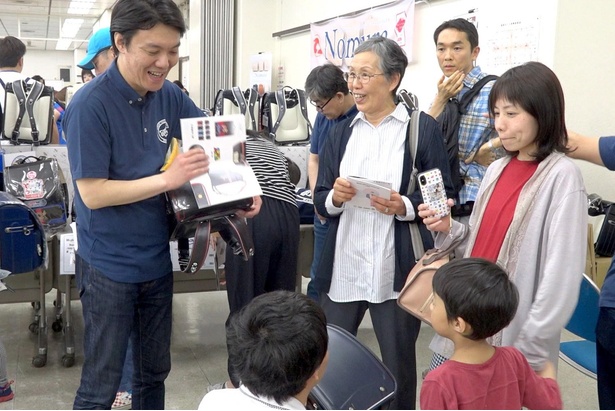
[198,385,305,410]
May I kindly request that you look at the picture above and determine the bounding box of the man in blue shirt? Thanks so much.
[568,131,615,410]
[304,64,358,301]
[64,0,261,408]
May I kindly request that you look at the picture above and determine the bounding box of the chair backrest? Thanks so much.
[565,274,600,342]
[308,324,396,410]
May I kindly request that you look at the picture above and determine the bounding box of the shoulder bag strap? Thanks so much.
[458,74,498,162]
[422,236,465,265]
[406,109,425,259]
[458,75,498,113]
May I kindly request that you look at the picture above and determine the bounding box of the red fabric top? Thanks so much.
[420,346,563,410]
[471,157,539,261]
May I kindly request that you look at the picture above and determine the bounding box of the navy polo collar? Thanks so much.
[106,59,157,105]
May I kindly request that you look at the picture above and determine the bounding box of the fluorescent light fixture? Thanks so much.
[61,18,84,38]
[56,39,73,50]
[68,0,96,14]
[56,17,83,50]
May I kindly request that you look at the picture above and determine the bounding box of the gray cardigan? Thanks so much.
[432,152,588,371]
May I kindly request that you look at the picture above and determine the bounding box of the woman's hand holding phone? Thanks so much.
[417,168,454,233]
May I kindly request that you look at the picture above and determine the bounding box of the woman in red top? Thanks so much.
[418,61,588,379]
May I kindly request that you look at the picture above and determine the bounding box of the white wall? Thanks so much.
[554,0,615,203]
[235,0,277,93]
[188,0,203,107]
[22,49,75,86]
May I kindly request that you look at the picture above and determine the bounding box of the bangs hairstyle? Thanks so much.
[432,258,519,340]
[488,61,569,161]
[353,36,408,97]
[110,0,186,54]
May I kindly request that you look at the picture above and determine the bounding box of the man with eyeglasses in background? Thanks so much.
[303,63,357,302]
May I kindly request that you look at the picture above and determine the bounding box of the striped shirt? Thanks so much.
[326,104,409,303]
[245,134,297,207]
[456,66,498,205]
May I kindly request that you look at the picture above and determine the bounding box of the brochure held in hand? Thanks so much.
[346,176,391,211]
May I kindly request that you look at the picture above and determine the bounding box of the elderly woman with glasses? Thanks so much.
[313,36,454,410]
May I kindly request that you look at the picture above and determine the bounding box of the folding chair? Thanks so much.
[559,273,600,379]
[308,324,396,410]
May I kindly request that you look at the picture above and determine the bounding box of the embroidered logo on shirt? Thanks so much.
[157,119,169,144]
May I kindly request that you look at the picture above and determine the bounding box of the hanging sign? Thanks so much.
[310,0,415,68]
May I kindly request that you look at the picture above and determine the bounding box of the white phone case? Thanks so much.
[418,168,449,218]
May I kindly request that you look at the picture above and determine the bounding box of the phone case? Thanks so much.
[418,168,449,218]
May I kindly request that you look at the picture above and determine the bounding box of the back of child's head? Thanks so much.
[432,258,519,340]
[226,290,328,403]
[285,156,301,185]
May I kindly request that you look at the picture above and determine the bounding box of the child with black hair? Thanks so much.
[420,258,562,410]
[198,290,329,410]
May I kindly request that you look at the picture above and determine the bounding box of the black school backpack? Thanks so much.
[434,74,498,200]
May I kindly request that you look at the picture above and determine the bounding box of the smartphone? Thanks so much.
[418,168,449,218]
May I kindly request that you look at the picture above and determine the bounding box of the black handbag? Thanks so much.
[166,181,255,273]
[595,203,615,257]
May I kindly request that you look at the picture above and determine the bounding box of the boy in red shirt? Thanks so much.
[420,258,562,410]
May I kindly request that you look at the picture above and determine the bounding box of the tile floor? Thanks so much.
[0,278,600,410]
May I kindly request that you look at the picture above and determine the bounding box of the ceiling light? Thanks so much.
[68,0,96,15]
[56,39,73,51]
[61,18,84,38]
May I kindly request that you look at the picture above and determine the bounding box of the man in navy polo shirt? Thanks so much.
[64,0,260,408]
